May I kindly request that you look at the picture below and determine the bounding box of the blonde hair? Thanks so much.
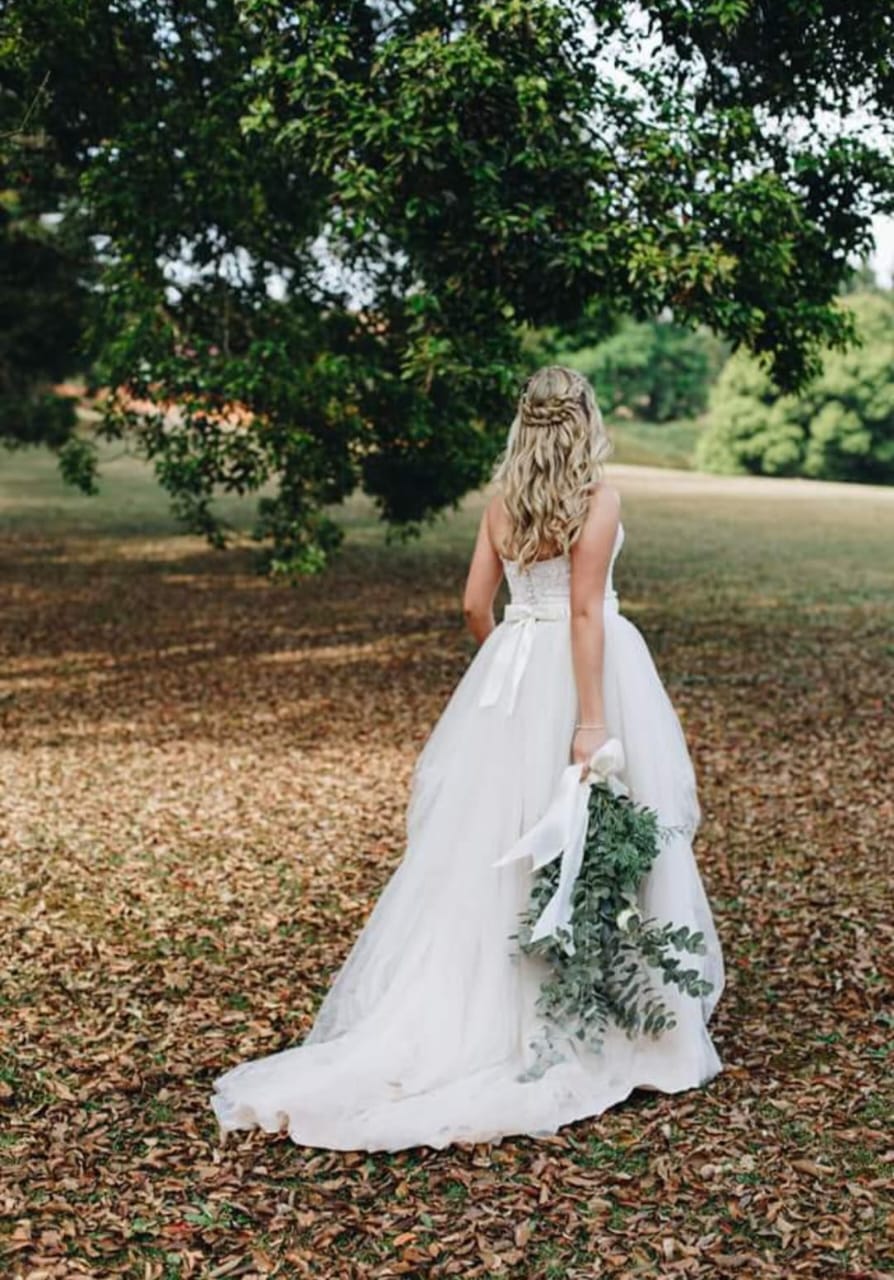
[492,365,613,569]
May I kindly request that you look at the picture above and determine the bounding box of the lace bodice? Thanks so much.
[501,522,625,608]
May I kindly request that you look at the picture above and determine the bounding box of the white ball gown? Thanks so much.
[210,520,725,1152]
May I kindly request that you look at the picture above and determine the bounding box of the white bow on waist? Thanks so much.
[478,593,619,716]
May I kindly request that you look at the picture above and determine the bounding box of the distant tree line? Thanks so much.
[536,271,894,486]
[696,286,894,484]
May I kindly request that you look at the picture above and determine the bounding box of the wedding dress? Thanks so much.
[210,521,725,1151]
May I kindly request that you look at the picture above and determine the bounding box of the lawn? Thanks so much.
[602,417,704,470]
[1,449,892,1279]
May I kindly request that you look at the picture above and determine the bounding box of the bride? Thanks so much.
[210,365,725,1152]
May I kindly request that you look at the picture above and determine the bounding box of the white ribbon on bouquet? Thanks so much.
[493,737,630,957]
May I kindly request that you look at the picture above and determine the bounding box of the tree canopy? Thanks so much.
[3,0,894,567]
[551,319,729,423]
[696,289,894,483]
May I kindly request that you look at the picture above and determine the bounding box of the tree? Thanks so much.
[4,0,894,568]
[552,320,728,422]
[0,74,96,487]
[695,289,894,483]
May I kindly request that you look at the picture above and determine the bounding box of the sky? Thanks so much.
[869,214,894,285]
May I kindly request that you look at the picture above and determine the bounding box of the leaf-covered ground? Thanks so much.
[2,456,892,1279]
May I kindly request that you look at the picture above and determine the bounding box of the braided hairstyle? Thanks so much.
[492,365,613,570]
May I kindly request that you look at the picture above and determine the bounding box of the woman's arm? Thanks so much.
[462,499,504,644]
[569,485,622,769]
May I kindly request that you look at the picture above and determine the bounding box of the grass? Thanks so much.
[1,446,892,1279]
[604,416,704,469]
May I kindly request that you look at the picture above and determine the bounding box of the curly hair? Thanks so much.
[491,365,613,570]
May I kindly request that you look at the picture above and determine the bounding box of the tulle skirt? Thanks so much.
[209,603,725,1151]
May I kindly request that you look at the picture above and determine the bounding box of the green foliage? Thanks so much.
[516,784,713,1080]
[0,178,92,466]
[556,320,728,422]
[696,290,894,483]
[4,0,894,564]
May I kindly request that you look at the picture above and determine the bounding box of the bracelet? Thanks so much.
[575,722,605,730]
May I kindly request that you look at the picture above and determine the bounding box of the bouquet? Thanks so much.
[494,738,714,1080]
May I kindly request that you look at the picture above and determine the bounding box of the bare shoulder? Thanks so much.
[484,491,509,552]
[592,481,622,515]
[599,481,619,509]
[575,482,621,549]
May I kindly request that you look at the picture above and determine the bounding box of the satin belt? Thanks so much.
[478,592,619,715]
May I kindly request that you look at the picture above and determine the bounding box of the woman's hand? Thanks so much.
[572,725,609,777]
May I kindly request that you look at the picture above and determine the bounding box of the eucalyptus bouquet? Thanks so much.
[494,739,714,1080]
